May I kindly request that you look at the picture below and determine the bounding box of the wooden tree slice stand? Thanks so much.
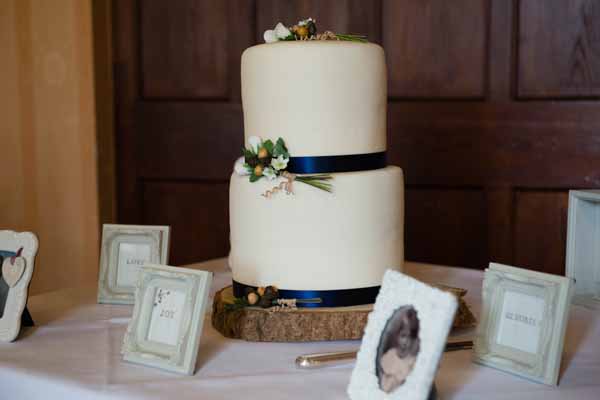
[212,285,476,342]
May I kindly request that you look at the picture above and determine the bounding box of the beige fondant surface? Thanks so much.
[241,41,387,157]
[229,166,404,290]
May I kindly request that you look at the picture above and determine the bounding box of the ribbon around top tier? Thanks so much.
[287,151,386,174]
[233,280,380,308]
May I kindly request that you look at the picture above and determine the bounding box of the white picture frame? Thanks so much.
[0,230,38,342]
[122,264,212,375]
[566,190,600,309]
[98,224,170,304]
[473,263,572,385]
[348,270,458,400]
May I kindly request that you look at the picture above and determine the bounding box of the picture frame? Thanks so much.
[122,264,212,375]
[0,230,38,342]
[348,270,457,400]
[97,224,170,304]
[473,263,572,385]
[566,190,600,309]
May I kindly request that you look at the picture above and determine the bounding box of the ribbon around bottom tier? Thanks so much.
[232,280,380,308]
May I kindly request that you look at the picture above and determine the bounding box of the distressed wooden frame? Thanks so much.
[473,263,572,385]
[97,224,170,304]
[566,190,600,309]
[122,264,212,375]
[0,231,38,342]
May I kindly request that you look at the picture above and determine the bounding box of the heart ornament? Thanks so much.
[2,251,26,288]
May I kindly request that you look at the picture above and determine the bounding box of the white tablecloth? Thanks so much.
[1,258,599,399]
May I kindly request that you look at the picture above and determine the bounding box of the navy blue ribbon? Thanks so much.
[233,280,380,308]
[287,152,386,174]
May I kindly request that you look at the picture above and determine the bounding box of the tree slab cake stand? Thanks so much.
[212,285,476,342]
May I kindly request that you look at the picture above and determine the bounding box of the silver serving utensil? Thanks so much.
[296,350,358,369]
[295,340,473,369]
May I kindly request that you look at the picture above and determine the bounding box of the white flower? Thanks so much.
[274,23,291,39]
[298,18,315,26]
[234,157,251,176]
[271,155,289,171]
[248,136,262,153]
[264,22,292,43]
[263,167,277,180]
[263,29,278,43]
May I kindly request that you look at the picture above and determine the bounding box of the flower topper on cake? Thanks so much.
[234,136,333,197]
[263,18,367,43]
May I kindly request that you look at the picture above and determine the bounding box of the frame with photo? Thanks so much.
[348,270,457,400]
[98,224,170,304]
[0,230,38,342]
[122,264,212,375]
[473,263,572,385]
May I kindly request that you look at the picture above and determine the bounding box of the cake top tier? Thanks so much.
[241,41,387,157]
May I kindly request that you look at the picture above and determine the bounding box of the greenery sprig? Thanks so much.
[333,34,368,43]
[295,174,333,192]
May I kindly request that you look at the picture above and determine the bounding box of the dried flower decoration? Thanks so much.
[263,17,367,43]
[225,285,321,312]
[269,298,298,313]
[234,136,333,197]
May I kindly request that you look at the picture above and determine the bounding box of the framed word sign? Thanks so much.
[122,264,212,375]
[348,270,457,400]
[473,263,572,385]
[97,224,170,304]
[0,230,38,342]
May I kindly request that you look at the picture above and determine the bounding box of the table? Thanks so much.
[1,259,599,399]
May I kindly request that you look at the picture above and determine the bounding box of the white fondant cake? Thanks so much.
[241,42,386,157]
[229,40,404,297]
[230,166,404,290]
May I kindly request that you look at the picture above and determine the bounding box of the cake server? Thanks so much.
[295,340,473,369]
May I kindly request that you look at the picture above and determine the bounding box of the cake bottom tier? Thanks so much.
[229,166,404,294]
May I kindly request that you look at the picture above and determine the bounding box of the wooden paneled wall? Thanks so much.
[113,0,600,275]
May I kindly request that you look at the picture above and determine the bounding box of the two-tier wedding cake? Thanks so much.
[229,20,404,307]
